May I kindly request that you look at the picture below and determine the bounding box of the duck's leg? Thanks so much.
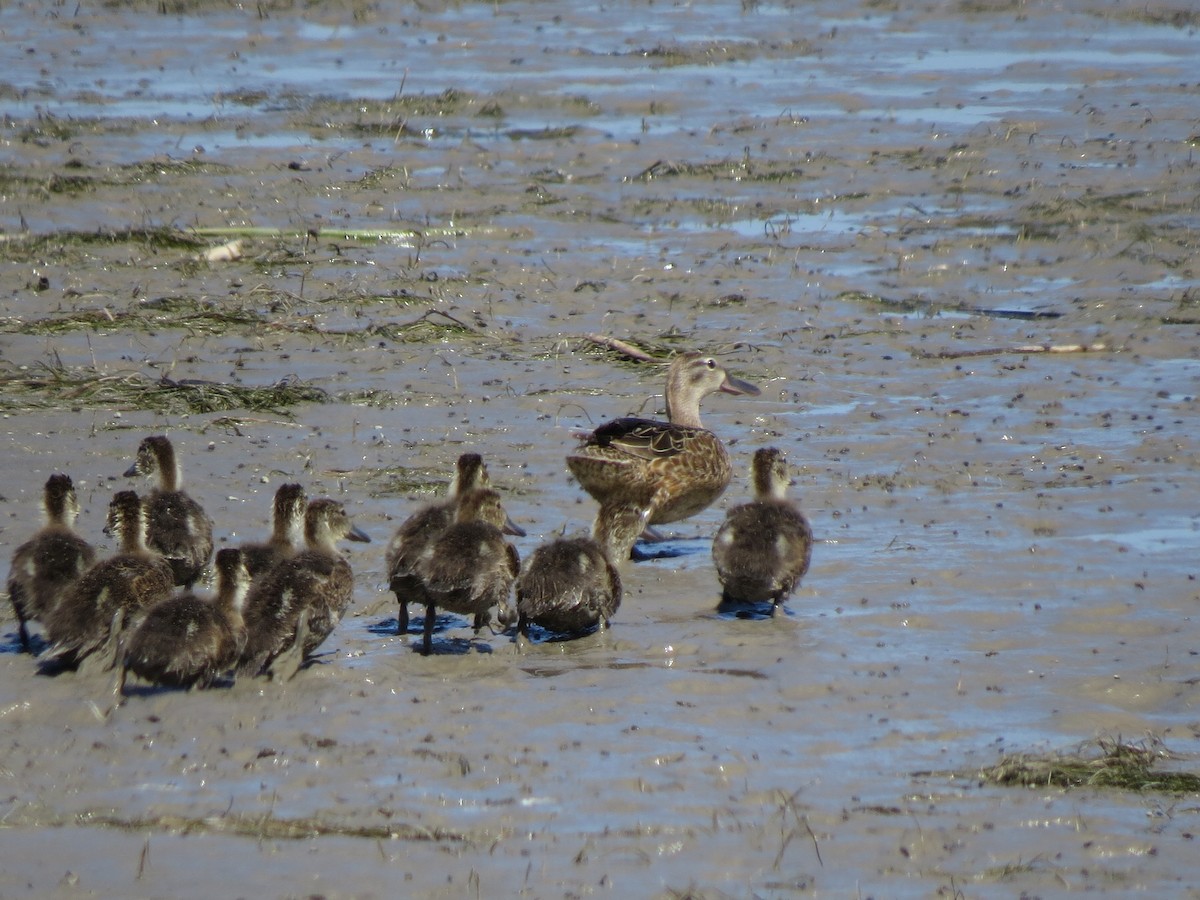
[397,599,409,635]
[267,611,309,682]
[422,604,437,655]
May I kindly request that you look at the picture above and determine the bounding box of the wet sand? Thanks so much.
[1,1,1199,896]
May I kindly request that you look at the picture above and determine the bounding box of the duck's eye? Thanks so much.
[705,358,716,369]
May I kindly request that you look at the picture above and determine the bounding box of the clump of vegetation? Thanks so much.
[0,364,327,416]
[975,736,1200,793]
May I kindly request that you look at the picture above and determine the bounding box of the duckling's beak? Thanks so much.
[347,524,372,543]
[122,462,139,477]
[502,516,526,537]
[721,373,761,397]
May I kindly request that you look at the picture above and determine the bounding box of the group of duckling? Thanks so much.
[5,351,814,694]
[6,435,370,692]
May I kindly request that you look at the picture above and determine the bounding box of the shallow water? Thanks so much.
[2,0,1200,897]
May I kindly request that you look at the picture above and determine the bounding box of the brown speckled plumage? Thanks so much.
[516,533,621,637]
[414,488,521,655]
[239,483,307,582]
[6,474,96,651]
[238,498,370,676]
[385,453,491,634]
[41,490,174,670]
[124,435,214,588]
[566,352,759,560]
[119,547,251,691]
[712,448,813,608]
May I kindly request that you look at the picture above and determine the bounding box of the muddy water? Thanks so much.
[1,0,1199,896]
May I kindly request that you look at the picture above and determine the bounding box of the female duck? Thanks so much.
[712,447,813,611]
[238,483,307,582]
[124,435,214,588]
[414,488,522,655]
[239,498,370,678]
[117,547,251,693]
[6,474,97,651]
[41,491,175,671]
[566,351,759,560]
[385,453,491,635]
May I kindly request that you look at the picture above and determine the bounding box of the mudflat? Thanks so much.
[1,1,1198,897]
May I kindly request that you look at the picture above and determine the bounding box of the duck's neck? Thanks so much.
[304,522,338,555]
[665,390,704,428]
[156,447,182,492]
[220,576,251,624]
[119,516,151,556]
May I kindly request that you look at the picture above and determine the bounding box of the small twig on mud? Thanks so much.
[918,342,1108,360]
[582,334,659,362]
[804,816,823,867]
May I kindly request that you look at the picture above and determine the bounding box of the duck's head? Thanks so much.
[449,453,492,496]
[124,435,177,482]
[104,490,146,544]
[44,473,81,525]
[454,488,526,536]
[750,447,791,501]
[273,483,308,539]
[665,352,760,428]
[304,498,371,547]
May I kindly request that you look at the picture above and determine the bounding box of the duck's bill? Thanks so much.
[347,525,372,543]
[503,516,527,537]
[721,374,761,397]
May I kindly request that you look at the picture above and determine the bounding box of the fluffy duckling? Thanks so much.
[711,447,813,610]
[239,498,370,678]
[124,435,214,588]
[117,547,251,693]
[414,488,522,655]
[385,453,491,635]
[6,474,97,651]
[41,491,175,671]
[238,483,307,582]
[515,530,621,638]
[566,352,760,561]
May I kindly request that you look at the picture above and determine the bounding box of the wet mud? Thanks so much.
[1,0,1199,896]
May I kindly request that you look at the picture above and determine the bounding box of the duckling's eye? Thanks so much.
[705,358,716,369]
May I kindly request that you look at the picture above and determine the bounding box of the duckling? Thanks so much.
[117,547,250,693]
[566,351,760,561]
[515,527,622,638]
[124,435,214,588]
[6,474,97,651]
[239,498,371,678]
[414,488,522,655]
[238,483,307,582]
[385,453,491,635]
[40,491,175,671]
[711,447,813,610]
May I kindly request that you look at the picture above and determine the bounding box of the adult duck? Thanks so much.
[6,474,97,651]
[385,453,491,635]
[239,498,370,679]
[41,490,175,671]
[124,435,214,588]
[414,488,522,655]
[566,351,760,560]
[117,547,251,693]
[238,482,307,582]
[712,447,813,611]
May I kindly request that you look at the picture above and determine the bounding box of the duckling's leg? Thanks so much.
[266,611,309,682]
[421,604,437,655]
[397,600,409,635]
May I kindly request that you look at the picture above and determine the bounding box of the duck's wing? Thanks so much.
[582,417,702,461]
